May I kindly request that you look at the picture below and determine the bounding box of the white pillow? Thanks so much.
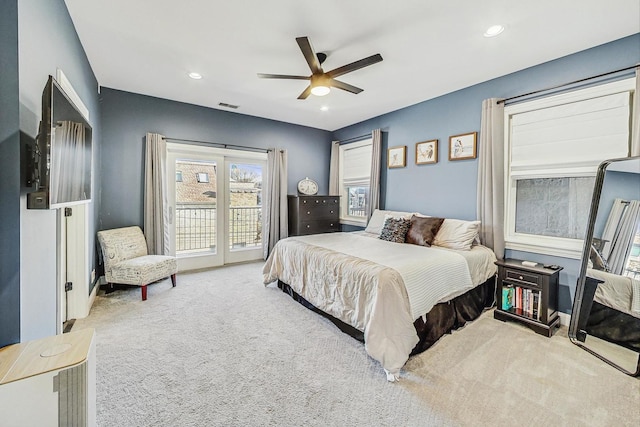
[432,219,480,251]
[364,209,413,235]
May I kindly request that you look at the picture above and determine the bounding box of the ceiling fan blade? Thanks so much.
[330,79,363,94]
[327,54,383,79]
[257,73,309,80]
[296,36,323,74]
[297,86,312,100]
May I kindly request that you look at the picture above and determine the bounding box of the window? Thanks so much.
[338,138,373,226]
[196,172,209,183]
[504,77,635,258]
[176,170,183,182]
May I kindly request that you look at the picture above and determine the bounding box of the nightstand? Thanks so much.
[494,258,561,337]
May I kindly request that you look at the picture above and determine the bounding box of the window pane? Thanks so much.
[346,186,369,217]
[229,163,263,251]
[515,177,594,239]
[175,160,217,254]
[623,222,640,279]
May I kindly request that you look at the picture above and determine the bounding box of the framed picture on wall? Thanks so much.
[387,146,406,168]
[448,132,477,161]
[415,140,438,165]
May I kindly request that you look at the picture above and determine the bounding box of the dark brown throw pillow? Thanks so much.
[379,217,411,243]
[406,215,445,247]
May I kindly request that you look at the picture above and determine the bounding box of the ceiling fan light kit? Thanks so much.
[258,36,383,99]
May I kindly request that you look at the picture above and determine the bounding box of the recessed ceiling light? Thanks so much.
[484,25,504,37]
[188,72,203,80]
[320,106,329,112]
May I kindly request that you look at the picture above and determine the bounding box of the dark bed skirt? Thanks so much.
[277,276,496,356]
[586,301,640,352]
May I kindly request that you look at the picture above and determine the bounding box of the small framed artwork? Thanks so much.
[448,132,477,161]
[387,146,406,168]
[416,140,438,165]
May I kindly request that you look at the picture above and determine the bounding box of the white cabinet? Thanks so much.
[0,328,96,427]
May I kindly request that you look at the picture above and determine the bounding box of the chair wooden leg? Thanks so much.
[141,285,147,301]
[171,274,176,287]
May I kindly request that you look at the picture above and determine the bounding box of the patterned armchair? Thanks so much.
[97,226,177,301]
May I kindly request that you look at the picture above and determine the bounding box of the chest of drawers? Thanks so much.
[288,195,340,236]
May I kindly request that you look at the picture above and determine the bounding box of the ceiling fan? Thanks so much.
[258,36,383,99]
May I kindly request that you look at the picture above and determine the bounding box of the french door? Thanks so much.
[166,144,266,271]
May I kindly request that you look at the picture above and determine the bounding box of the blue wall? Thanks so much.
[0,0,21,347]
[98,88,331,231]
[332,34,640,313]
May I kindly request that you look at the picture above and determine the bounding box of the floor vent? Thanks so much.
[218,102,239,109]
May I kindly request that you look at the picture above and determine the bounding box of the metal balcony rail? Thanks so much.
[175,205,261,253]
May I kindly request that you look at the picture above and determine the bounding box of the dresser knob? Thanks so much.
[303,200,307,204]
[306,225,310,228]
[307,211,311,215]
[315,200,319,203]
[330,210,334,214]
[519,275,523,280]
[330,223,334,226]
[323,200,326,203]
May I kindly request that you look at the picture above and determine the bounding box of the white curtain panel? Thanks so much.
[51,120,85,205]
[476,98,505,258]
[143,133,169,255]
[329,141,340,196]
[601,199,627,258]
[263,148,288,259]
[632,66,640,157]
[602,198,640,275]
[368,129,382,220]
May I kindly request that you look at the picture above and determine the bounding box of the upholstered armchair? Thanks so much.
[97,226,177,301]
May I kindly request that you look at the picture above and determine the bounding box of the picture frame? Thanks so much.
[415,140,438,165]
[448,132,477,161]
[387,146,406,168]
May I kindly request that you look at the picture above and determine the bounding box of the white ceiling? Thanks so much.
[64,0,639,131]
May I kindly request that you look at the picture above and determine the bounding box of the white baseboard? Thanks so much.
[558,311,571,327]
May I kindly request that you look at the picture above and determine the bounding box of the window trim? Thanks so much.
[338,138,373,226]
[503,77,635,259]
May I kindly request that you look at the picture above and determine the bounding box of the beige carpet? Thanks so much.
[73,261,640,426]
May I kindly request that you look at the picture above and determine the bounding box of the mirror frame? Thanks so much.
[568,156,640,376]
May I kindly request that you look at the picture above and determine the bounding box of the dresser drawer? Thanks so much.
[298,220,340,234]
[299,197,339,207]
[298,205,338,220]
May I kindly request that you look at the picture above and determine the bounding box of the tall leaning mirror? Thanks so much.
[569,156,640,376]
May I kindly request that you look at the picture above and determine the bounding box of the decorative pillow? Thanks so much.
[432,219,481,251]
[365,209,413,235]
[378,216,411,243]
[405,215,445,247]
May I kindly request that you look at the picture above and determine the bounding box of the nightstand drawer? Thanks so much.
[505,269,540,287]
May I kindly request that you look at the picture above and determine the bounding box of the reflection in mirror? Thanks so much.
[569,156,640,376]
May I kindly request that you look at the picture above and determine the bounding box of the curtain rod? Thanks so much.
[498,64,638,105]
[336,133,372,145]
[164,137,272,153]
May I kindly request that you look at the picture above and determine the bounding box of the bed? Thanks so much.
[585,268,640,352]
[263,210,498,380]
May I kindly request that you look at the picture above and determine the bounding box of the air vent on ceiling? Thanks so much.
[218,102,239,109]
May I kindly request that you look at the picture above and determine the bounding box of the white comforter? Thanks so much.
[262,232,497,380]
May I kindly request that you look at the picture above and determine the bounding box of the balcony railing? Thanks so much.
[175,205,261,253]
